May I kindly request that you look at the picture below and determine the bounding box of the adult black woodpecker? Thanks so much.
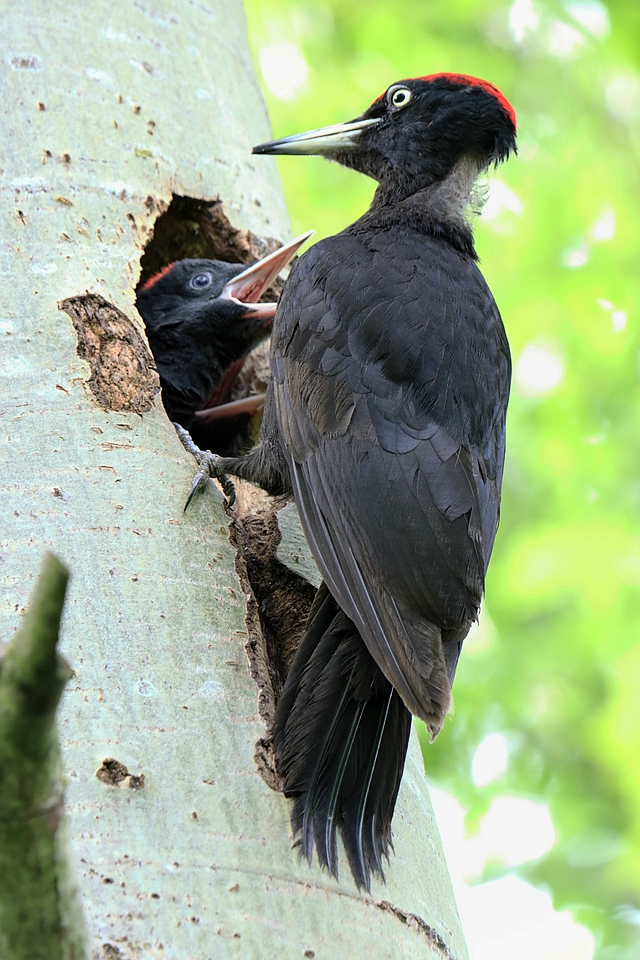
[198,74,517,889]
[135,232,312,455]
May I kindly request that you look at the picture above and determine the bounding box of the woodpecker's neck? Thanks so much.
[361,155,485,257]
[372,153,484,212]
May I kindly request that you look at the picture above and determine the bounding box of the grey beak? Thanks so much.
[252,118,382,156]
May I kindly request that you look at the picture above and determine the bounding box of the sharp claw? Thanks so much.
[219,473,237,507]
[172,422,237,509]
[184,469,209,512]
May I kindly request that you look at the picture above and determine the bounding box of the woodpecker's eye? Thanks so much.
[388,87,412,109]
[190,273,212,289]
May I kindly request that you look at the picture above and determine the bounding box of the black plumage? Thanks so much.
[202,73,517,887]
[135,234,311,453]
[273,583,411,890]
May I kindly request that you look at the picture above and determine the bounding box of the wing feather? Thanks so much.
[271,225,510,727]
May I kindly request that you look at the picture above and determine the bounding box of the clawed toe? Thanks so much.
[173,423,236,509]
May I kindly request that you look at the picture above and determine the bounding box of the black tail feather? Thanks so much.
[272,582,412,891]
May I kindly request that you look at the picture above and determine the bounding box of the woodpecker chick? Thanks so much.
[135,232,312,455]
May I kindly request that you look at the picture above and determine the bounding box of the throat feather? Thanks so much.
[423,156,486,225]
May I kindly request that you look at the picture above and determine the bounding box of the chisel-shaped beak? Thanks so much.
[252,118,382,156]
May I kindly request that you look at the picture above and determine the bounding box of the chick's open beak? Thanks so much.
[220,230,314,303]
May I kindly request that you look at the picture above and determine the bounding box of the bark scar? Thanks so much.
[59,293,159,413]
[95,757,145,790]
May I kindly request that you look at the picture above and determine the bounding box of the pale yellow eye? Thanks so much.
[389,87,412,109]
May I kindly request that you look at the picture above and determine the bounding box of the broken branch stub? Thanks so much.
[0,552,87,960]
[0,551,71,783]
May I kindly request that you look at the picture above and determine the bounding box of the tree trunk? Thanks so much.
[0,2,469,958]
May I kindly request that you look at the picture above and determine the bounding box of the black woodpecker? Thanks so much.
[195,74,517,889]
[135,232,312,454]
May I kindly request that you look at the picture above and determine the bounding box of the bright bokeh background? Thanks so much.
[242,1,640,957]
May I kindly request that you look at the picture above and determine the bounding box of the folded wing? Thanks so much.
[271,227,510,731]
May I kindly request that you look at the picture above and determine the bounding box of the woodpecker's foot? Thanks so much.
[173,423,236,510]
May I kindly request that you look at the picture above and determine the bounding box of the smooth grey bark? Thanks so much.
[0,2,469,958]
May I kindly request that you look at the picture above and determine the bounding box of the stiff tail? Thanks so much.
[272,582,412,891]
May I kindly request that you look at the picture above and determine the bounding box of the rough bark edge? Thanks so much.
[224,482,316,792]
[374,899,460,960]
[59,295,159,413]
[222,492,465,957]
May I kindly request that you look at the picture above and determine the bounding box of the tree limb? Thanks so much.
[0,552,86,960]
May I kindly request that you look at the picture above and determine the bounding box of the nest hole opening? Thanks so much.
[136,194,285,456]
[138,195,282,287]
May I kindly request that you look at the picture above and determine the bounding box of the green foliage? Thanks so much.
[244,0,640,955]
